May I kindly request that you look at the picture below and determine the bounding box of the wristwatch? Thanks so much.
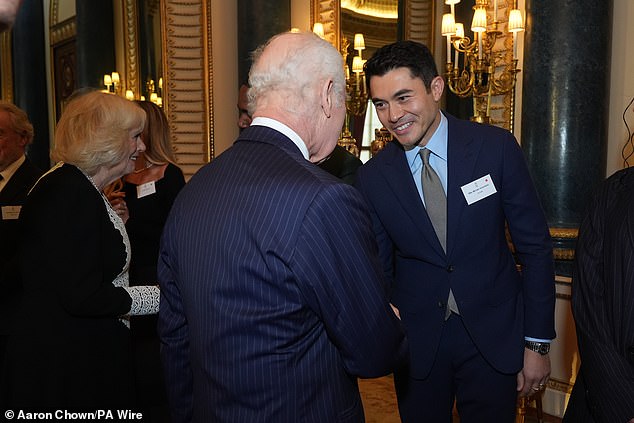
[525,341,550,355]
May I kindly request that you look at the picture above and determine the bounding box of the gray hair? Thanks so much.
[0,101,34,144]
[248,31,345,117]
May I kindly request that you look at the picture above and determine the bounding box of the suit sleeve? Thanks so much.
[354,172,396,291]
[291,183,407,378]
[571,181,634,422]
[500,133,556,340]
[157,201,193,423]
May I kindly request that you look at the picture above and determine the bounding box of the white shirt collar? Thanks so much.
[250,117,310,160]
[0,155,26,192]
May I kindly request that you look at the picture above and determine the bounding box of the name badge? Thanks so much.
[1,205,22,220]
[137,181,156,199]
[461,174,497,205]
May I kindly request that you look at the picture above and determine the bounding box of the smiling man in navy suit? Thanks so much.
[158,31,407,423]
[355,40,556,422]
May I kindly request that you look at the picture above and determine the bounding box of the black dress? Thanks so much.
[0,163,134,409]
[123,162,185,421]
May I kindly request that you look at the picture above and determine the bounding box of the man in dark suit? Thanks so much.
[563,168,634,423]
[354,41,555,422]
[158,31,407,423]
[0,101,43,366]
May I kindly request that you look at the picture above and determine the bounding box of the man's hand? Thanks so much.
[516,348,551,397]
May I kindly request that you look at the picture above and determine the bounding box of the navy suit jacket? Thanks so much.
[158,125,407,423]
[355,113,555,378]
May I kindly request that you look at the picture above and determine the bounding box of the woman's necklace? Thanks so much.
[132,162,154,174]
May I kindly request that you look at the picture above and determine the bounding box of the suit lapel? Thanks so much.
[446,115,483,256]
[0,162,32,203]
[378,143,445,257]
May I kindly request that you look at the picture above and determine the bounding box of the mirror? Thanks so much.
[340,1,398,161]
[137,0,163,103]
[123,0,214,177]
[311,0,436,161]
[121,0,163,104]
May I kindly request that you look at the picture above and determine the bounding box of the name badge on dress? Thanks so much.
[137,181,156,199]
[1,205,21,220]
[461,174,497,205]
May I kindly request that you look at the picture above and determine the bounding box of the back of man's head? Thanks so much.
[248,31,345,119]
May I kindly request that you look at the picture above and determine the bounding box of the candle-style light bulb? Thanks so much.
[442,13,456,65]
[111,72,120,84]
[125,90,134,101]
[353,33,365,51]
[471,8,487,60]
[454,23,464,70]
[104,74,112,87]
[508,9,525,60]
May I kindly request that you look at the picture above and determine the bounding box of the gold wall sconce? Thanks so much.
[441,0,524,129]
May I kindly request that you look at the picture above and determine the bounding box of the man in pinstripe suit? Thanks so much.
[563,168,634,423]
[158,31,407,423]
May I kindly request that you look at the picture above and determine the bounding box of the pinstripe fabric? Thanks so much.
[564,168,634,422]
[158,125,406,423]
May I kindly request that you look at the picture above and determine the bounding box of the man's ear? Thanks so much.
[320,79,334,119]
[431,76,445,102]
[18,134,28,148]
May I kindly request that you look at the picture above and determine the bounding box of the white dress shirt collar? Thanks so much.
[250,117,310,160]
[0,154,26,192]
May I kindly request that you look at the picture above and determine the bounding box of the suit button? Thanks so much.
[447,265,454,272]
[438,302,445,308]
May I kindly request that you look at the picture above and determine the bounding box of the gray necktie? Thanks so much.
[420,148,459,318]
[420,148,446,251]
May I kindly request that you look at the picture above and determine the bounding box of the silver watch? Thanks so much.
[525,341,550,355]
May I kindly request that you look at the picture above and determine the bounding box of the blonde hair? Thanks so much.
[134,100,177,165]
[0,101,34,144]
[52,91,146,175]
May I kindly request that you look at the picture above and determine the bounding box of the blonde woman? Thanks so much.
[1,90,160,409]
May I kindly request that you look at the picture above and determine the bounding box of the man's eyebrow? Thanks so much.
[372,88,414,103]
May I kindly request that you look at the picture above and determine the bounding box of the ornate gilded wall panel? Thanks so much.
[162,0,214,176]
[49,10,76,121]
[0,32,13,101]
[403,0,435,47]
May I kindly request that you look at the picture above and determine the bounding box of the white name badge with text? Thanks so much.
[461,174,497,205]
[137,181,157,198]
[2,205,21,220]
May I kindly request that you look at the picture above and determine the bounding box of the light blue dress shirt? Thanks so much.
[405,112,448,206]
